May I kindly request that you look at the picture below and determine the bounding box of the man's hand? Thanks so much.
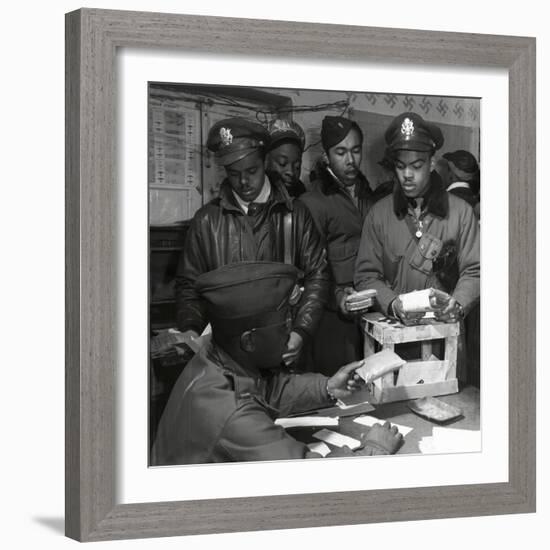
[282,331,304,366]
[326,360,365,400]
[358,421,403,455]
[433,296,463,323]
[324,421,403,458]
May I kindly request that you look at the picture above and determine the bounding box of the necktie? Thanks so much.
[247,202,261,216]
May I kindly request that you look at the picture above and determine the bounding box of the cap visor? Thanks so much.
[269,132,303,150]
[218,147,258,167]
[390,140,434,153]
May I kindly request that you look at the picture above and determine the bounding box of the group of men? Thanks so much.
[151,108,480,466]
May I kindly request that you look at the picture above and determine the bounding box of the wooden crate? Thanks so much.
[362,312,459,404]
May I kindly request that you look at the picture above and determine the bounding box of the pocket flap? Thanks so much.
[418,233,442,260]
[408,232,442,275]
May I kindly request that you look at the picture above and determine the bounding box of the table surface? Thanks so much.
[287,385,480,455]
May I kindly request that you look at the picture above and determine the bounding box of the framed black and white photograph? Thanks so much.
[147,82,482,468]
[65,8,536,542]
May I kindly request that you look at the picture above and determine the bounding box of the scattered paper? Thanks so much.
[275,416,339,429]
[419,427,481,454]
[433,427,481,448]
[418,437,436,454]
[307,441,331,457]
[311,402,375,418]
[353,415,414,436]
[313,429,361,450]
[355,349,406,383]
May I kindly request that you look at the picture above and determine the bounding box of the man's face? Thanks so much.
[267,142,302,186]
[225,150,266,202]
[393,150,435,198]
[327,128,363,186]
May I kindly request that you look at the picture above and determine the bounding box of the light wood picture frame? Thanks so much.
[65,8,536,542]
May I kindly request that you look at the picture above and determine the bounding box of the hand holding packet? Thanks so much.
[398,288,451,314]
[355,349,406,383]
[345,288,377,312]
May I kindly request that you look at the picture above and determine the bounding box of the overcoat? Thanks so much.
[297,167,392,374]
[152,340,332,464]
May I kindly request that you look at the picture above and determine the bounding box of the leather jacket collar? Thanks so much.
[217,175,294,214]
[314,163,373,201]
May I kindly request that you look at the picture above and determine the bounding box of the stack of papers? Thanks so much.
[307,441,331,457]
[312,429,362,450]
[345,289,377,312]
[419,427,481,454]
[353,415,414,436]
[275,416,338,429]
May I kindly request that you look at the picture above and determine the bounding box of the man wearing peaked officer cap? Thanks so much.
[354,112,480,381]
[384,111,444,153]
[266,118,307,198]
[299,116,390,376]
[153,261,402,464]
[175,117,329,369]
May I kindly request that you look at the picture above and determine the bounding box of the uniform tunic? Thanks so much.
[298,167,391,374]
[354,177,480,316]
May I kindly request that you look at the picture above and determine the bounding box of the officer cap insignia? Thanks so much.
[219,127,233,147]
[401,117,415,138]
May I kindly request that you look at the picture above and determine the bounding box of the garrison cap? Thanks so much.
[267,118,306,151]
[321,116,363,152]
[207,117,270,166]
[196,261,299,336]
[442,150,479,181]
[385,112,444,153]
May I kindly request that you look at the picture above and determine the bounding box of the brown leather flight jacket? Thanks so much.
[175,178,329,340]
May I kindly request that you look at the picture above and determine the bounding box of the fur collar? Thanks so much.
[393,171,448,219]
